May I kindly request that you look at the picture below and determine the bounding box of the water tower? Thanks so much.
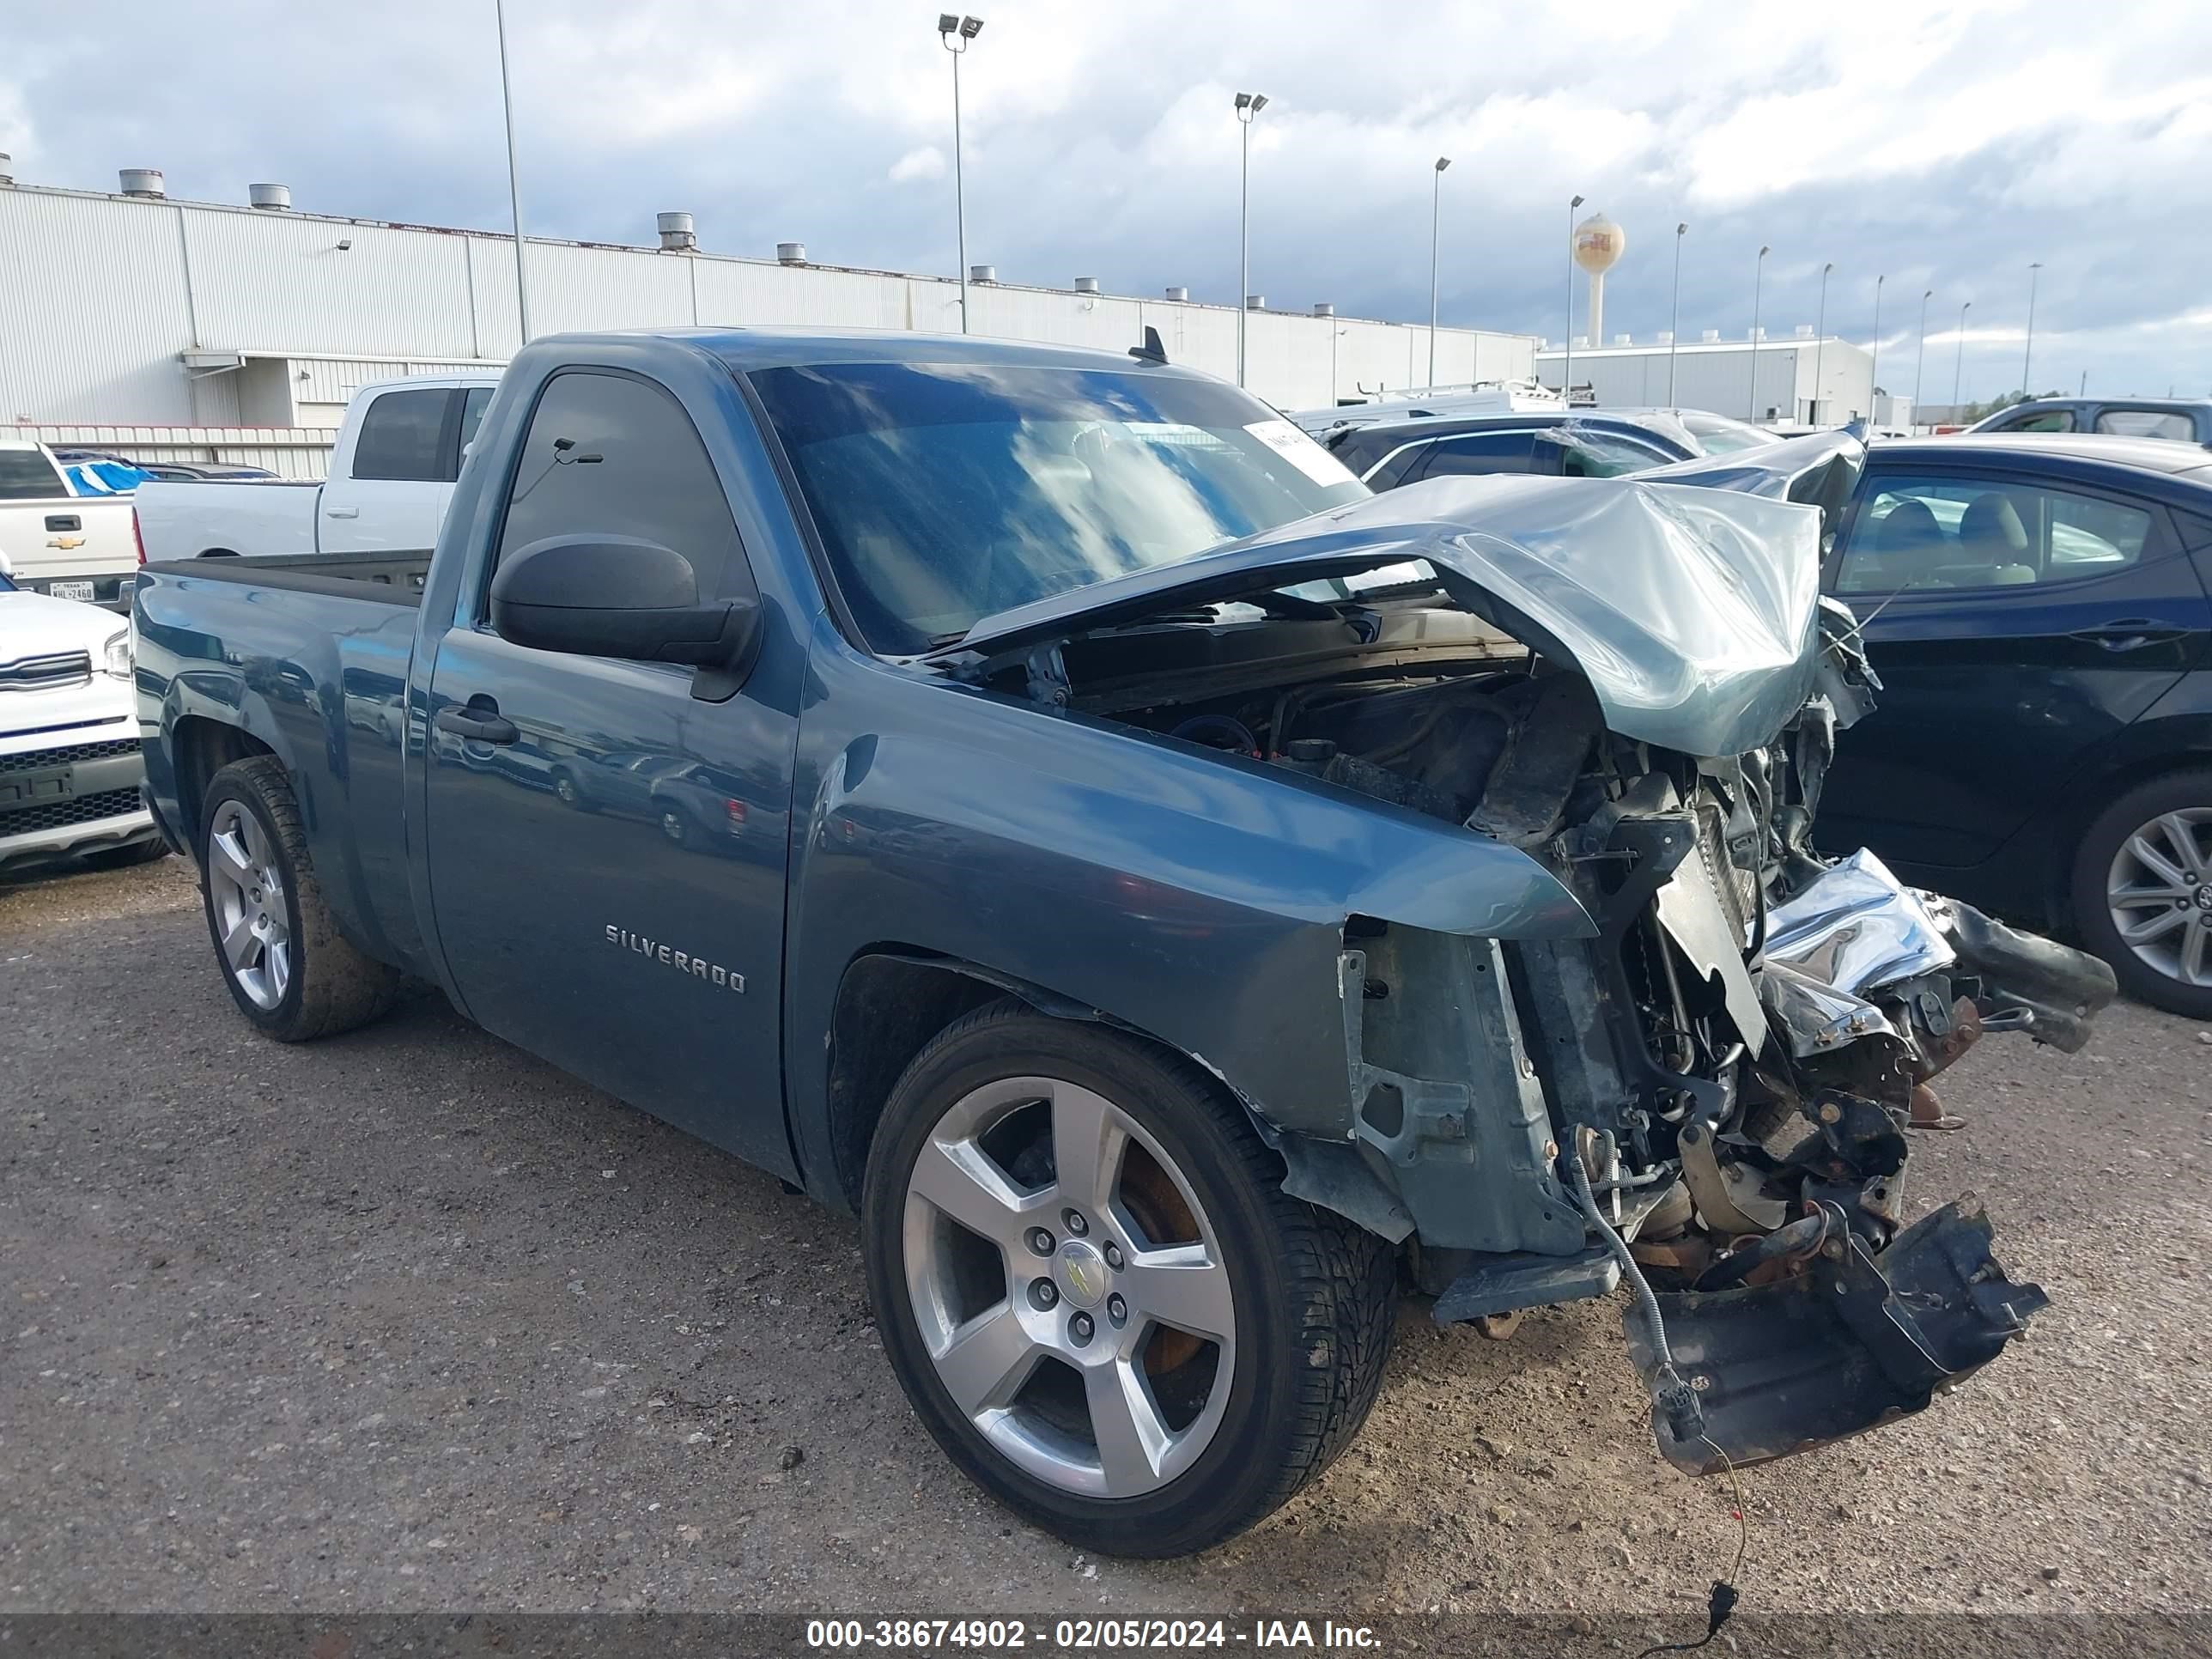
[1572,213,1627,351]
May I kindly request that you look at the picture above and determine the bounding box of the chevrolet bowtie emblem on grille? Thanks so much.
[605,924,745,991]
[47,536,86,550]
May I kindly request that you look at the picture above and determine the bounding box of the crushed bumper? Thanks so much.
[1624,1197,2047,1474]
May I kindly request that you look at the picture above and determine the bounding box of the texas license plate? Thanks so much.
[49,580,95,602]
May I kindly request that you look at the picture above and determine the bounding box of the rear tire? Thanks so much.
[199,756,399,1041]
[862,1000,1396,1558]
[2070,767,2212,1020]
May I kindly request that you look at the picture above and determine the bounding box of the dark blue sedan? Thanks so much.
[1812,435,2212,1017]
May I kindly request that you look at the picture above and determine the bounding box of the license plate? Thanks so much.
[48,581,95,603]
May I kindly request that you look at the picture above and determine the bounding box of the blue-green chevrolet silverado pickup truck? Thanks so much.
[131,329,2112,1557]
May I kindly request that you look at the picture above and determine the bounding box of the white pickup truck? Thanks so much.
[0,439,143,611]
[0,554,164,872]
[133,374,498,574]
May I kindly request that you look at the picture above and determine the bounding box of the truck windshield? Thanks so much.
[750,362,1367,654]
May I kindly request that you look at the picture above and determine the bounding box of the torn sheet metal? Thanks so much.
[1765,848,1955,999]
[1759,958,1899,1057]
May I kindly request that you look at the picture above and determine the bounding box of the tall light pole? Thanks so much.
[1952,300,1972,415]
[1912,289,1933,412]
[1234,91,1268,387]
[1811,261,1833,424]
[1747,245,1769,421]
[1563,194,1583,398]
[1869,274,1885,425]
[2021,262,2043,397]
[1667,222,1686,407]
[1427,157,1451,390]
[939,15,984,334]
[494,0,532,343]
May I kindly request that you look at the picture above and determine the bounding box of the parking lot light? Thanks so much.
[939,15,985,334]
[1235,92,1267,387]
[1428,157,1451,391]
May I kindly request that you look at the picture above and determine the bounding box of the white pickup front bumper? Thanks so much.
[1,688,156,871]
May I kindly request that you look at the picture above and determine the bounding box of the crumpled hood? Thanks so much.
[937,472,1826,759]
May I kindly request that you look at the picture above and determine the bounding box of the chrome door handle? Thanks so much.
[325,506,360,519]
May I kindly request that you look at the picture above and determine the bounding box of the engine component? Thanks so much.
[1169,713,1260,755]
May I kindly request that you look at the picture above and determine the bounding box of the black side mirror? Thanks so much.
[489,535,759,694]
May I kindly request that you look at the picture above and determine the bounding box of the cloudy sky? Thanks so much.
[5,0,2208,404]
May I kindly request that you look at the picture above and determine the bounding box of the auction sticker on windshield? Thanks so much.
[1244,419,1359,488]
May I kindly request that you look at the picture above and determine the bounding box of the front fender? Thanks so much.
[782,627,1593,1183]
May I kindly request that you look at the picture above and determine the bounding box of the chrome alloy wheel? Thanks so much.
[2106,807,2212,990]
[205,800,292,1011]
[902,1076,1237,1499]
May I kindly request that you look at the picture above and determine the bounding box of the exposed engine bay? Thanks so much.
[943,472,2118,1476]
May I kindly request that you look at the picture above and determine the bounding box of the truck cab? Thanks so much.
[131,374,499,565]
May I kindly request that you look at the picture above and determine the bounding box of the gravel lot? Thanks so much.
[3,855,2209,1625]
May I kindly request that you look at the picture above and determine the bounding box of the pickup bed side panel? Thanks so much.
[781,621,1596,1194]
[134,565,432,978]
[132,479,324,562]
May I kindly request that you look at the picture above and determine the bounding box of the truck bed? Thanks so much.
[148,549,432,605]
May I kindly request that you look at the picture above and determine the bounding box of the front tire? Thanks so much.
[2072,769,2212,1019]
[862,1000,1396,1558]
[199,756,399,1041]
[84,838,170,871]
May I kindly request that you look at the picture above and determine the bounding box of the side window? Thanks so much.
[1835,474,2155,595]
[455,386,494,468]
[352,388,453,482]
[2094,409,2193,441]
[494,370,751,603]
[1413,431,1538,479]
[1997,409,2075,433]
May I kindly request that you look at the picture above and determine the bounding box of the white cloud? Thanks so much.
[889,145,946,184]
[1,0,2209,399]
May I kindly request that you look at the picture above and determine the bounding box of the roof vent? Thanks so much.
[248,182,292,210]
[1794,324,1814,338]
[1701,328,1721,342]
[1615,332,1632,345]
[0,154,14,188]
[1163,286,1189,301]
[969,264,997,284]
[1750,326,1766,341]
[1312,302,1335,318]
[1244,294,1266,310]
[1655,331,1674,344]
[118,168,166,198]
[776,241,807,265]
[656,211,696,252]
[1073,276,1100,295]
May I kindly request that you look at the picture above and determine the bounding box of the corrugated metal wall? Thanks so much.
[1,185,1536,423]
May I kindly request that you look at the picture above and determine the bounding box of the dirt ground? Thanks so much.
[3,855,2208,1625]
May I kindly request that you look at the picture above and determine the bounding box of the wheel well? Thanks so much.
[823,954,1005,1209]
[171,718,275,857]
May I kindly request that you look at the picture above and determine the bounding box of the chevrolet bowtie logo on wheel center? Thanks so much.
[1055,1238,1108,1309]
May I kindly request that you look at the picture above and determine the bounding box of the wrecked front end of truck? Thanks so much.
[936,466,2116,1478]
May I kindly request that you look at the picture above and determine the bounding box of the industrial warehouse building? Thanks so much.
[1535,332,1899,428]
[0,171,1538,477]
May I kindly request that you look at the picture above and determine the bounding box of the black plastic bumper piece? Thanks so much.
[1624,1197,2047,1474]
[1431,1246,1620,1326]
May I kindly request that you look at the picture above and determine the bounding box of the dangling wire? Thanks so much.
[1633,1437,1747,1659]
